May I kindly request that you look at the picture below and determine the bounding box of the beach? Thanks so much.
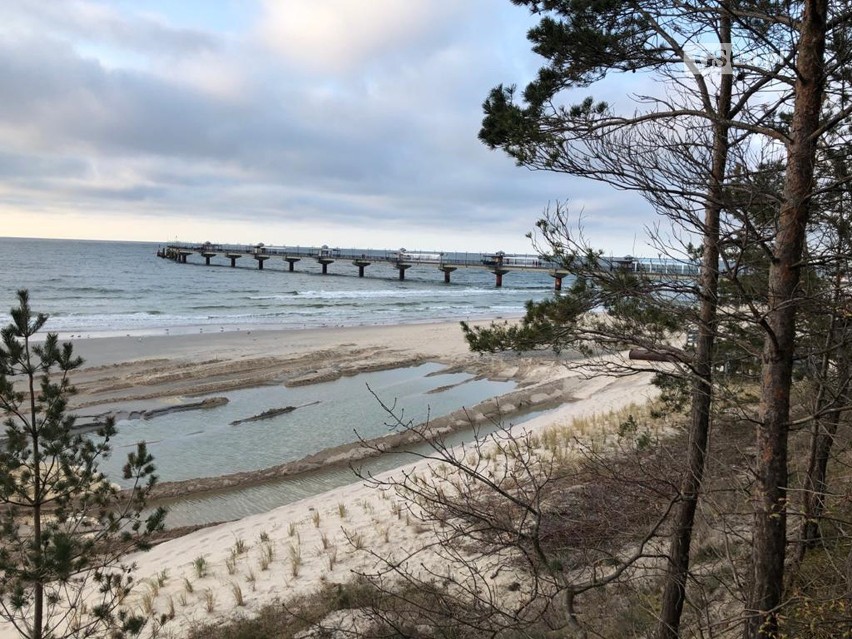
[0,319,656,638]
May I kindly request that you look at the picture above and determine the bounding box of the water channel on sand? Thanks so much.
[96,363,553,526]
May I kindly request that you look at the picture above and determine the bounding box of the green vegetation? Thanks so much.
[0,290,164,639]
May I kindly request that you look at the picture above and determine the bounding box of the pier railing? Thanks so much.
[159,241,699,288]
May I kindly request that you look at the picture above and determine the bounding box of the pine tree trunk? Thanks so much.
[745,2,827,636]
[655,14,732,638]
[796,198,852,560]
[656,64,732,639]
[799,311,849,553]
[26,336,43,639]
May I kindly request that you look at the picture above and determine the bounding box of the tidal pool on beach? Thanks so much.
[97,362,515,488]
[156,401,558,527]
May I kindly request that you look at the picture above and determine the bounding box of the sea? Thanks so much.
[0,237,561,524]
[0,237,554,335]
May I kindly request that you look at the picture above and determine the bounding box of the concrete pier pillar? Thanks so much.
[285,257,300,272]
[550,270,569,292]
[444,270,451,283]
[491,269,509,288]
[205,256,211,266]
[439,266,457,284]
[230,257,237,268]
[226,254,242,268]
[254,256,270,270]
[397,264,412,280]
[322,262,328,274]
[353,260,371,278]
[317,258,335,274]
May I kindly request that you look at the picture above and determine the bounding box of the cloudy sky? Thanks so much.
[0,0,654,254]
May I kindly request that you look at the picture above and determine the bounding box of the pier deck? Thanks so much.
[159,242,698,289]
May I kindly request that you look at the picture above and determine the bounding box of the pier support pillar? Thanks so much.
[285,258,301,272]
[439,266,457,284]
[491,269,509,288]
[230,257,237,268]
[254,256,270,270]
[318,258,335,274]
[550,270,569,293]
[397,264,412,281]
[181,254,188,264]
[353,260,371,277]
[226,254,242,268]
[205,256,211,266]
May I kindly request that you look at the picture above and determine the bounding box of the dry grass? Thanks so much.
[203,589,216,614]
[193,556,207,579]
[230,582,245,607]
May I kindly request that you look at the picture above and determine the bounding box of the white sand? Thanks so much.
[0,322,657,638]
[119,370,655,638]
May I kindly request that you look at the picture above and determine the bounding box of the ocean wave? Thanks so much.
[245,287,536,301]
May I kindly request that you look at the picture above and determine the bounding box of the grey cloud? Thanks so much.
[0,1,657,253]
[0,1,219,58]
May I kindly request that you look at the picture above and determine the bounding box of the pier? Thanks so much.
[158,242,698,289]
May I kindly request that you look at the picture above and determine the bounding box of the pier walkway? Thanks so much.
[159,242,698,289]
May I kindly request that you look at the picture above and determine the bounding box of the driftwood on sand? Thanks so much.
[143,396,229,419]
[229,400,321,426]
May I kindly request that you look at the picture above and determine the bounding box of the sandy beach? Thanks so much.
[0,320,657,638]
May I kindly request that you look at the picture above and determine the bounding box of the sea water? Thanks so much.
[0,237,554,335]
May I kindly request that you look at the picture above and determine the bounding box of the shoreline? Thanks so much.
[51,311,527,343]
[67,319,560,414]
[63,318,585,513]
[0,316,660,639]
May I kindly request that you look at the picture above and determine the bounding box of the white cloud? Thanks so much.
[256,0,467,73]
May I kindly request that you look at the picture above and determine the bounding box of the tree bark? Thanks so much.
[26,334,43,639]
[745,1,828,636]
[656,24,732,633]
[799,309,849,553]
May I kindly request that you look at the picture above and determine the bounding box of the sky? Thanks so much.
[0,0,656,254]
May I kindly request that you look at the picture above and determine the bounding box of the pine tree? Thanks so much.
[0,290,165,639]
